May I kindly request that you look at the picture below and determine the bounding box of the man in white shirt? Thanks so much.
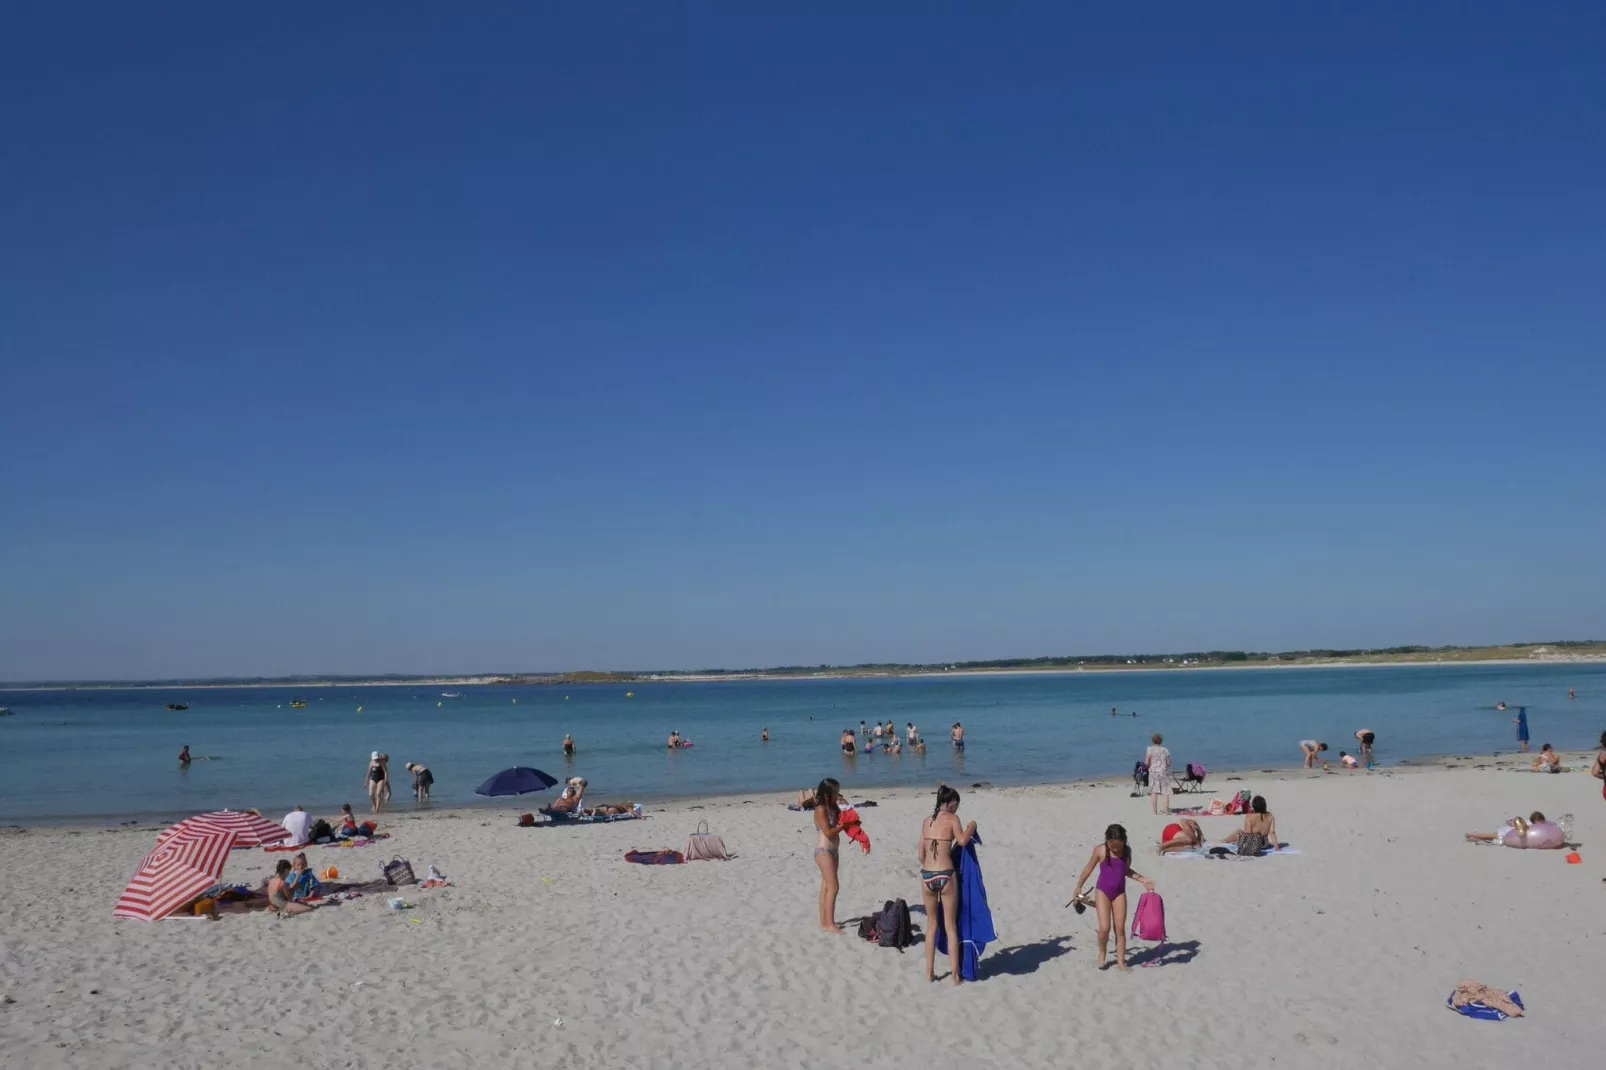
[282,805,313,846]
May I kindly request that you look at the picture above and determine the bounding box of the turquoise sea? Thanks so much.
[2,663,1603,824]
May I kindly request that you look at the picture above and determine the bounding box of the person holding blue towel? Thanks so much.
[919,785,977,985]
[1514,707,1530,753]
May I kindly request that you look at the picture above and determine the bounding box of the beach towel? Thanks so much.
[548,809,641,824]
[625,850,685,865]
[1166,844,1301,859]
[933,835,996,981]
[1449,985,1524,1020]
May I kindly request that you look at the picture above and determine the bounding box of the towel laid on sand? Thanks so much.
[625,850,685,865]
[1166,844,1301,859]
[1449,982,1524,1020]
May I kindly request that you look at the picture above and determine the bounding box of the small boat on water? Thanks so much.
[440,692,462,699]
[0,707,12,716]
[166,703,189,711]
[289,699,307,709]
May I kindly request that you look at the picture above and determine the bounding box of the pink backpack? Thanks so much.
[1131,891,1167,942]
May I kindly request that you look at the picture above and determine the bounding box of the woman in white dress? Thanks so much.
[1145,734,1172,815]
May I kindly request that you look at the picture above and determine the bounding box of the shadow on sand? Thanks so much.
[1128,939,1200,967]
[980,935,1076,977]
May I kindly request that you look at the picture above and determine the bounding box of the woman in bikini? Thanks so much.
[1157,818,1204,854]
[918,784,978,985]
[840,730,856,757]
[812,778,845,933]
[1071,823,1155,972]
[1220,795,1279,855]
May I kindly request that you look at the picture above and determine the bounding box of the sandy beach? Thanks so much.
[2,753,1601,1070]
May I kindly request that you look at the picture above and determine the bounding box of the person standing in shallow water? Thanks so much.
[366,751,387,815]
[812,778,845,933]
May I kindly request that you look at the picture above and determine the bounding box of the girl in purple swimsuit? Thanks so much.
[1071,823,1155,972]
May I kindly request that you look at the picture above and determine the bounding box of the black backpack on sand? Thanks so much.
[874,898,914,951]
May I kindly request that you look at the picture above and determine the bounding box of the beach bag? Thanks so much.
[1131,892,1167,942]
[684,820,728,861]
[517,813,536,827]
[382,857,416,886]
[875,898,914,951]
[1226,790,1251,815]
[857,912,879,941]
[309,819,334,842]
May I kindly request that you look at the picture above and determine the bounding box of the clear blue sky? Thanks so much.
[3,5,1604,680]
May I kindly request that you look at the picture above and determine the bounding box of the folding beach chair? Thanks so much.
[1173,763,1208,794]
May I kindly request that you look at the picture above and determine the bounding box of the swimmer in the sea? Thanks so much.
[761,727,769,742]
[668,730,682,750]
[178,745,191,766]
[563,733,576,756]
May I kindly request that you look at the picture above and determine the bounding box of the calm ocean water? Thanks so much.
[2,663,1603,824]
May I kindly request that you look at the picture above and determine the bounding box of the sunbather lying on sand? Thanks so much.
[580,801,637,817]
[1158,819,1204,853]
[1466,811,1557,846]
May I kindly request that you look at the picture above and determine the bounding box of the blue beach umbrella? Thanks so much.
[475,766,559,798]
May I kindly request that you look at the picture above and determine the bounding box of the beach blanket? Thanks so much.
[1449,987,1524,1020]
[1165,844,1301,859]
[625,850,685,865]
[547,810,641,824]
[933,835,996,981]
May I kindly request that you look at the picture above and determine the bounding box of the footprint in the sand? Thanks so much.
[1293,1033,1338,1046]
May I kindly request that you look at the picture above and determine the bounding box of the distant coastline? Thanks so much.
[5,640,1603,692]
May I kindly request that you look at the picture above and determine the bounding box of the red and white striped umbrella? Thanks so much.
[114,827,239,921]
[156,810,292,848]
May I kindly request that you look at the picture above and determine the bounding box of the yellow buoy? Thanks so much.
[625,692,634,698]
[512,698,517,704]
[437,701,442,707]
[356,706,364,712]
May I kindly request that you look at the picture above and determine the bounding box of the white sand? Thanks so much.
[2,754,1602,1069]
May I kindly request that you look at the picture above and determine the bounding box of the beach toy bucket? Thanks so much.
[322,866,340,880]
[388,898,409,910]
[1566,852,1581,864]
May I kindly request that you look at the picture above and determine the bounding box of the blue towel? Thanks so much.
[1449,990,1523,1020]
[934,835,997,981]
